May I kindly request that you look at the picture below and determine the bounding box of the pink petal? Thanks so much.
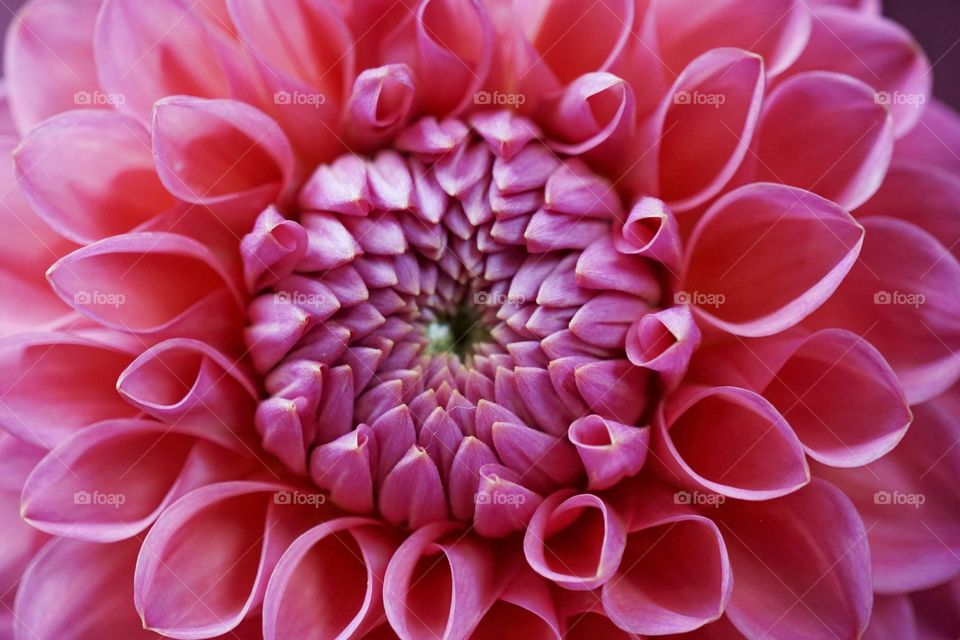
[384,522,497,639]
[473,464,543,538]
[718,479,872,640]
[655,386,810,500]
[524,490,627,591]
[4,0,102,134]
[240,206,308,291]
[602,513,732,635]
[310,425,376,514]
[15,538,158,639]
[806,216,960,403]
[651,0,811,77]
[135,481,323,638]
[470,567,562,639]
[345,64,417,150]
[613,197,682,273]
[895,100,960,174]
[152,97,295,214]
[568,416,650,490]
[646,48,765,211]
[683,183,864,337]
[787,6,931,136]
[864,595,918,640]
[47,232,244,346]
[0,332,136,448]
[263,518,400,640]
[574,359,651,424]
[626,305,702,388]
[754,71,894,209]
[378,445,449,529]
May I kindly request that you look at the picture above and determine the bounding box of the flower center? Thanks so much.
[241,110,663,534]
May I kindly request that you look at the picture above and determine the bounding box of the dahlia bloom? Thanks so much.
[1,0,959,638]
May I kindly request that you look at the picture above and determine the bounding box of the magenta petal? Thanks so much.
[241,207,308,291]
[655,386,810,500]
[683,183,864,337]
[491,421,582,493]
[626,305,701,388]
[299,154,371,217]
[473,464,543,538]
[5,0,101,134]
[574,359,650,424]
[384,522,497,639]
[896,101,960,174]
[755,71,894,209]
[568,416,650,490]
[310,424,376,514]
[13,110,174,243]
[345,64,417,150]
[263,518,400,640]
[15,538,156,639]
[602,513,732,635]
[719,479,872,640]
[864,595,918,640]
[471,567,562,639]
[544,72,636,164]
[448,436,499,521]
[378,445,449,528]
[613,197,682,272]
[524,490,627,591]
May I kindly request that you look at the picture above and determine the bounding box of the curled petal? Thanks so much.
[345,64,417,150]
[613,197,682,272]
[384,522,497,639]
[602,513,732,635]
[626,305,701,388]
[152,97,295,215]
[473,464,543,538]
[718,479,872,640]
[568,416,650,490]
[524,490,627,591]
[644,48,765,211]
[754,71,894,210]
[135,481,324,638]
[471,567,561,639]
[241,206,308,291]
[13,111,174,244]
[263,518,401,640]
[655,386,810,500]
[47,232,244,346]
[310,425,376,514]
[682,183,863,337]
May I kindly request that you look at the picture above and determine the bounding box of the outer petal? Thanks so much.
[718,479,872,640]
[682,183,864,337]
[655,386,810,500]
[806,216,960,403]
[15,537,159,640]
[4,0,102,134]
[0,332,136,448]
[135,481,324,638]
[787,6,931,136]
[864,595,918,640]
[14,110,175,244]
[383,522,497,640]
[753,71,894,210]
[895,101,960,175]
[263,518,401,640]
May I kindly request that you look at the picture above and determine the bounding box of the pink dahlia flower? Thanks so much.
[1,0,959,638]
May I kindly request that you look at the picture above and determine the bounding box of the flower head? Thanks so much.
[1,0,959,639]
